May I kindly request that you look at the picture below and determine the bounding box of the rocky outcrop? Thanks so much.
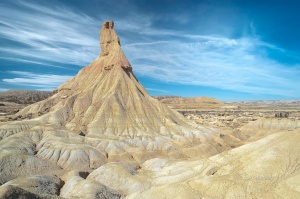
[0,185,47,199]
[60,176,121,199]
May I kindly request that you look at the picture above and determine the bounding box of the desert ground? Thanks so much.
[1,90,299,198]
[0,21,300,199]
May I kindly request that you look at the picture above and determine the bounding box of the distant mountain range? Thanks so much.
[228,100,300,106]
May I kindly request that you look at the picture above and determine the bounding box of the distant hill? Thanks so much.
[0,90,53,104]
[231,100,300,106]
[154,96,223,105]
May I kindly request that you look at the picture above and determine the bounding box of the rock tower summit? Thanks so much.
[99,20,131,70]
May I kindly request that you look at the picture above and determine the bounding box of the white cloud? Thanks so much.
[0,0,100,66]
[3,71,72,91]
[0,57,77,71]
[124,35,300,97]
[0,0,154,66]
[146,88,169,93]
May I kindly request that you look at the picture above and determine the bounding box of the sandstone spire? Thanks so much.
[17,21,197,138]
[99,21,131,70]
[0,21,227,168]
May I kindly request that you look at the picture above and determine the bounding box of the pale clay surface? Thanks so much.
[0,21,299,198]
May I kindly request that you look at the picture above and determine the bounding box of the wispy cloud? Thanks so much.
[124,34,300,97]
[146,88,169,93]
[0,0,299,98]
[0,57,77,71]
[0,0,154,67]
[0,0,100,67]
[3,71,72,91]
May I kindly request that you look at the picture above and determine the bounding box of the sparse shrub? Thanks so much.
[275,112,290,118]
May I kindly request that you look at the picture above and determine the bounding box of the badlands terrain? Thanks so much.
[0,21,300,199]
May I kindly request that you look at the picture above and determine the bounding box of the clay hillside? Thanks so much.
[154,96,223,109]
[0,90,52,104]
[154,96,222,104]
[0,90,53,118]
[0,21,300,199]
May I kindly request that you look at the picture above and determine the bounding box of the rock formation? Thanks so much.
[0,21,235,198]
[1,21,231,165]
[16,21,199,139]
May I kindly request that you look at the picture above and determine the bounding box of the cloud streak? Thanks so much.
[3,71,72,91]
[146,88,169,93]
[0,0,299,98]
[124,34,300,97]
[0,0,100,67]
[0,57,77,71]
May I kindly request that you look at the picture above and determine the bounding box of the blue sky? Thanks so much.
[0,0,300,100]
